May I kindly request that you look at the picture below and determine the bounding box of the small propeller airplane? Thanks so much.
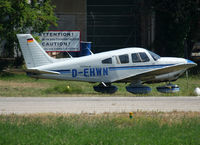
[16,34,197,94]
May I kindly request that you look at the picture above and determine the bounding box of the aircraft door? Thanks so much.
[109,55,121,81]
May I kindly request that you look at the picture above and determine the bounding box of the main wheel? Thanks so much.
[93,84,118,94]
[126,85,151,94]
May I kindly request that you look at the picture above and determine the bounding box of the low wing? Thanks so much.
[119,63,190,83]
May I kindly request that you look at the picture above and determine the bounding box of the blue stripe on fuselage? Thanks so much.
[109,64,174,71]
[51,64,174,75]
[52,70,71,74]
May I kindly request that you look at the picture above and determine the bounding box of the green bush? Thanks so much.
[44,84,83,94]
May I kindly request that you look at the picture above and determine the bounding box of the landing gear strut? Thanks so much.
[93,82,118,94]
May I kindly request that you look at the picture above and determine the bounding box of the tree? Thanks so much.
[0,0,57,71]
[152,0,199,57]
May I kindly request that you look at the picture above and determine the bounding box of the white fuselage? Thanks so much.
[29,47,195,84]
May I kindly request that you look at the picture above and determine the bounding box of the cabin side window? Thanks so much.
[139,52,150,62]
[119,54,129,64]
[102,58,112,64]
[132,53,141,63]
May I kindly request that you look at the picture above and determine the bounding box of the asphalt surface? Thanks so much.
[0,97,200,114]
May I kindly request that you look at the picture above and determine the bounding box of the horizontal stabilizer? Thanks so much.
[3,68,60,75]
[25,69,60,75]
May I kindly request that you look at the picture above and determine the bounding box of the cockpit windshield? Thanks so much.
[148,51,160,61]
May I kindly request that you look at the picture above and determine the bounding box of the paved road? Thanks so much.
[0,97,200,114]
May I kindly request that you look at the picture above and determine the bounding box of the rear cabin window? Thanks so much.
[102,58,112,64]
[132,53,141,63]
[139,52,150,62]
[119,54,129,64]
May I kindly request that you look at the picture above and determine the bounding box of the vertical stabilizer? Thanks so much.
[17,34,55,68]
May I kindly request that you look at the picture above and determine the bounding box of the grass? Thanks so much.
[0,72,200,97]
[0,112,200,145]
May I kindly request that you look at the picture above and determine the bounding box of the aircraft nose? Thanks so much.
[186,59,197,68]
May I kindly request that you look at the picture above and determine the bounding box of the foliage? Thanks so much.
[0,73,200,97]
[0,0,57,70]
[0,113,200,145]
[44,84,84,94]
[152,0,200,57]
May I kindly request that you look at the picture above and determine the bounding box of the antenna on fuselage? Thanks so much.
[87,47,94,55]
[66,51,73,58]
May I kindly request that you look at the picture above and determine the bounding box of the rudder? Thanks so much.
[17,34,55,68]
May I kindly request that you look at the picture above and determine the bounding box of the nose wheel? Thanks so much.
[157,83,180,93]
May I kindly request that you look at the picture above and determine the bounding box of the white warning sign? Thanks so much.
[39,31,80,52]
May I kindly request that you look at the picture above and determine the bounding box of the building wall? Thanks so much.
[0,0,155,57]
[37,0,155,53]
[51,0,151,52]
[139,0,155,49]
[87,0,155,53]
[51,0,87,41]
[87,0,142,53]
